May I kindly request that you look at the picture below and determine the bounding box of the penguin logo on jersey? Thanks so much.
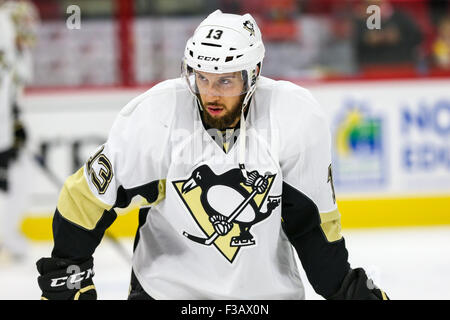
[173,165,280,263]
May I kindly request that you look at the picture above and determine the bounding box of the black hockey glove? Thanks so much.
[328,268,389,300]
[9,119,27,161]
[0,149,9,191]
[36,257,97,300]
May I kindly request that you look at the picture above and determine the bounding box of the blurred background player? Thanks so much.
[0,0,39,261]
[353,0,423,70]
[0,0,16,259]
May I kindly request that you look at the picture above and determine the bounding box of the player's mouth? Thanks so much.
[206,105,225,116]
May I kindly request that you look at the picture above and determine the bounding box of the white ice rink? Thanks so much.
[1,225,449,300]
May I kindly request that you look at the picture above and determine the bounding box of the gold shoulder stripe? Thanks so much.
[57,166,113,230]
[319,208,343,242]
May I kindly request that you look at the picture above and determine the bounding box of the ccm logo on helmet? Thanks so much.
[197,55,220,62]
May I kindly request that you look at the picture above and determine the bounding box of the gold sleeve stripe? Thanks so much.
[73,285,96,300]
[319,208,343,242]
[141,179,166,207]
[57,166,112,230]
[381,290,388,300]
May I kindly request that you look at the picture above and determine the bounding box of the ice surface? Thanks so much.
[1,226,449,300]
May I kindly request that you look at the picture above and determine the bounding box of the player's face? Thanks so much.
[195,71,245,129]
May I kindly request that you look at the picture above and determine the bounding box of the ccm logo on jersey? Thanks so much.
[197,55,220,61]
[50,268,94,287]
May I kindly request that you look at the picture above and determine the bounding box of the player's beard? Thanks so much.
[201,95,245,130]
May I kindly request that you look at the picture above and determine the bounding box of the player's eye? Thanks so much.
[196,74,208,82]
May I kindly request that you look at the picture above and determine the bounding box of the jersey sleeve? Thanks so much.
[51,92,171,262]
[278,87,350,299]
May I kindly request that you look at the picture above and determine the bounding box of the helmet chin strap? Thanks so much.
[238,83,256,180]
[237,62,262,180]
[239,107,248,180]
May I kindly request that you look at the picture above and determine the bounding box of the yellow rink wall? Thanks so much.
[338,194,450,228]
[21,194,450,241]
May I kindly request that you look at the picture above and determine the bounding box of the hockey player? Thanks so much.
[0,0,39,260]
[36,10,389,300]
[0,0,18,255]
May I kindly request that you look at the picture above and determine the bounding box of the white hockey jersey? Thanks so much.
[54,76,343,300]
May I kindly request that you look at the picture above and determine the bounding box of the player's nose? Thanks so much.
[203,82,222,98]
